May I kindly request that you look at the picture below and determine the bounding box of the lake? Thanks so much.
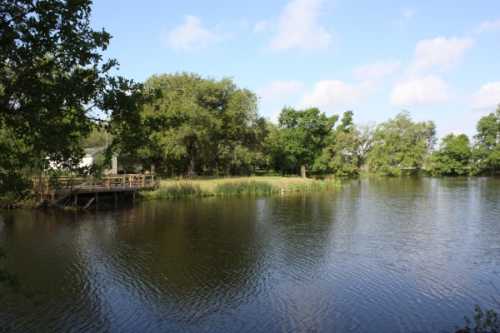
[1,178,500,332]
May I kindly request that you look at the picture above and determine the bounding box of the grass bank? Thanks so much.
[140,176,342,200]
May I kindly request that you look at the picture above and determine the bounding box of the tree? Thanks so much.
[272,107,337,177]
[367,112,436,176]
[427,134,471,176]
[0,0,144,197]
[472,106,500,175]
[0,124,31,201]
[313,111,362,178]
[120,73,266,176]
[356,123,375,170]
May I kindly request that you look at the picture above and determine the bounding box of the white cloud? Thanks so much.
[258,80,305,121]
[353,61,401,81]
[390,76,450,107]
[166,16,220,51]
[472,82,500,110]
[411,37,473,73]
[270,0,332,51]
[258,80,305,102]
[477,19,500,33]
[300,80,369,112]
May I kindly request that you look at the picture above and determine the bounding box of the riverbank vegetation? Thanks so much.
[1,1,500,206]
[141,176,341,200]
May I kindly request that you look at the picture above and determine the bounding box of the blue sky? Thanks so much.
[91,0,500,137]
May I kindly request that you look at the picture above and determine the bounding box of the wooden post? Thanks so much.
[74,194,78,207]
[95,193,98,210]
[114,192,118,209]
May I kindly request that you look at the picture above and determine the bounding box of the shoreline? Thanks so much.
[3,175,500,209]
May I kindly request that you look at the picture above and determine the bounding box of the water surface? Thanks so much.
[1,178,500,332]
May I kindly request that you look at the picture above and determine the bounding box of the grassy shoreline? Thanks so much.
[140,176,342,200]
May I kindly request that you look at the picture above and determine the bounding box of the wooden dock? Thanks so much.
[34,174,159,209]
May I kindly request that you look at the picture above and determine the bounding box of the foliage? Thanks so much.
[119,73,267,176]
[456,306,499,333]
[0,0,144,199]
[427,134,472,176]
[268,107,337,177]
[0,124,32,201]
[314,111,363,177]
[472,106,500,175]
[82,126,112,149]
[367,112,436,176]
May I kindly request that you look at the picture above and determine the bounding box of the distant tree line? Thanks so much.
[111,73,500,179]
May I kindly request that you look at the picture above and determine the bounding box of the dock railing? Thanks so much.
[33,174,159,201]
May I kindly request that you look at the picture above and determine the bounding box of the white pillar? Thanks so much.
[111,155,118,175]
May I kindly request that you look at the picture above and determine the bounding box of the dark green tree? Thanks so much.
[427,134,471,176]
[122,73,266,176]
[367,112,436,176]
[271,107,337,177]
[314,111,362,177]
[0,0,144,198]
[472,106,500,175]
[0,125,32,201]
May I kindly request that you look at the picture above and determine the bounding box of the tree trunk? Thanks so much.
[187,156,196,178]
[300,165,307,178]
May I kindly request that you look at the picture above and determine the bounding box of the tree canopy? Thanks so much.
[0,0,144,197]
[267,107,337,177]
[116,73,267,176]
[428,134,472,176]
[473,106,500,175]
[313,111,363,178]
[367,112,436,176]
